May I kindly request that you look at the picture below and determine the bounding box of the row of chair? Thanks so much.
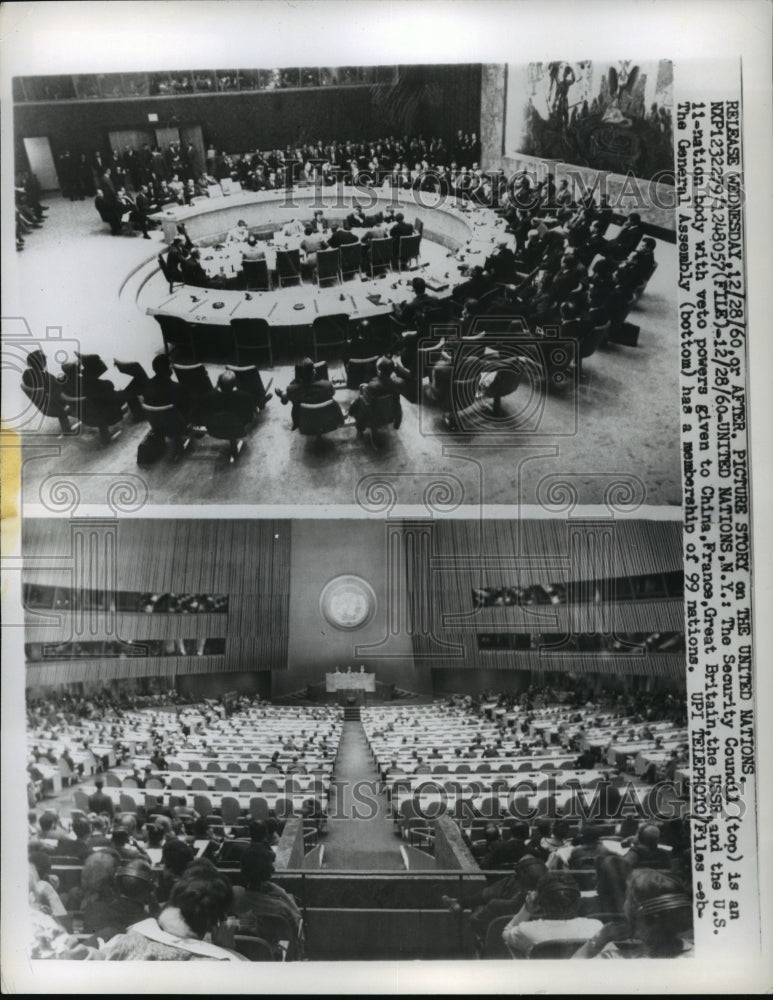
[120,775,324,794]
[159,233,423,295]
[156,312,375,367]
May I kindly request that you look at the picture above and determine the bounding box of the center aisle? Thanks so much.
[323,720,405,870]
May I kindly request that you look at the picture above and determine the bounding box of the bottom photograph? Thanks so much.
[21,516,692,962]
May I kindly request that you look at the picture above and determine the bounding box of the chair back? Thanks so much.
[234,935,276,961]
[297,399,345,437]
[294,360,329,382]
[140,400,186,439]
[528,939,585,959]
[344,356,379,389]
[413,217,424,238]
[21,379,62,418]
[482,915,513,958]
[367,392,399,429]
[369,236,393,272]
[276,248,302,285]
[60,392,103,430]
[104,772,121,787]
[225,364,268,406]
[239,777,257,792]
[193,794,213,816]
[311,313,349,358]
[205,409,247,442]
[230,318,273,368]
[398,233,421,266]
[249,796,270,821]
[243,258,271,291]
[214,776,232,791]
[339,241,363,279]
[172,362,213,398]
[316,247,340,286]
[581,321,610,359]
[220,795,242,826]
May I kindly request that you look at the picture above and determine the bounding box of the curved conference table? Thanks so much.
[145,186,515,347]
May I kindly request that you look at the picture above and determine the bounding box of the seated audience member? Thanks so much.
[481,820,530,870]
[97,866,247,961]
[180,248,211,287]
[21,349,80,434]
[393,276,435,328]
[240,235,266,262]
[389,212,414,256]
[33,811,73,852]
[575,868,693,959]
[157,837,196,903]
[29,857,68,923]
[347,356,403,438]
[484,240,516,283]
[452,265,496,303]
[141,354,190,413]
[622,823,671,870]
[77,354,126,442]
[227,219,250,243]
[326,221,359,249]
[201,369,257,461]
[165,235,190,283]
[443,854,548,942]
[606,212,644,260]
[87,777,115,819]
[343,319,381,363]
[502,871,603,958]
[275,357,335,430]
[300,226,328,269]
[230,845,304,959]
[83,858,158,940]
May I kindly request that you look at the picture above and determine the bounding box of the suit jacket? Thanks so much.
[327,229,358,249]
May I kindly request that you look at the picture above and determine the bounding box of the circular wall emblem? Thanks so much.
[320,575,377,631]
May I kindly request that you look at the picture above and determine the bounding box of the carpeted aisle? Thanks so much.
[323,720,405,870]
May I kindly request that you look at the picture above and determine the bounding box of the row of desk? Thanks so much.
[146,187,513,330]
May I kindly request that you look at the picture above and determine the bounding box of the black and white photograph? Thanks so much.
[5,46,682,509]
[1,1,771,996]
[19,517,694,963]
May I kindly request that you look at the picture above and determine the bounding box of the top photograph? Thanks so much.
[7,58,680,512]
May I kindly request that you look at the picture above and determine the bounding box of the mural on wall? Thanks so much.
[510,60,674,181]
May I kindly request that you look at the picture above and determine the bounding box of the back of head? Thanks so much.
[217,369,237,393]
[624,868,692,948]
[152,354,172,378]
[535,871,581,919]
[240,843,276,888]
[72,816,91,840]
[27,349,47,371]
[637,823,661,850]
[412,277,426,295]
[169,868,234,938]
[516,854,547,889]
[38,812,55,833]
[396,212,404,222]
[376,356,395,378]
[296,358,316,383]
[116,859,155,902]
[249,820,268,843]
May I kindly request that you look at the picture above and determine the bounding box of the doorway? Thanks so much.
[22,137,59,191]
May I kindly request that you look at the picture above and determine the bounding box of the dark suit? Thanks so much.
[281,377,335,429]
[390,220,414,257]
[327,228,358,249]
[88,789,115,818]
[349,374,402,432]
